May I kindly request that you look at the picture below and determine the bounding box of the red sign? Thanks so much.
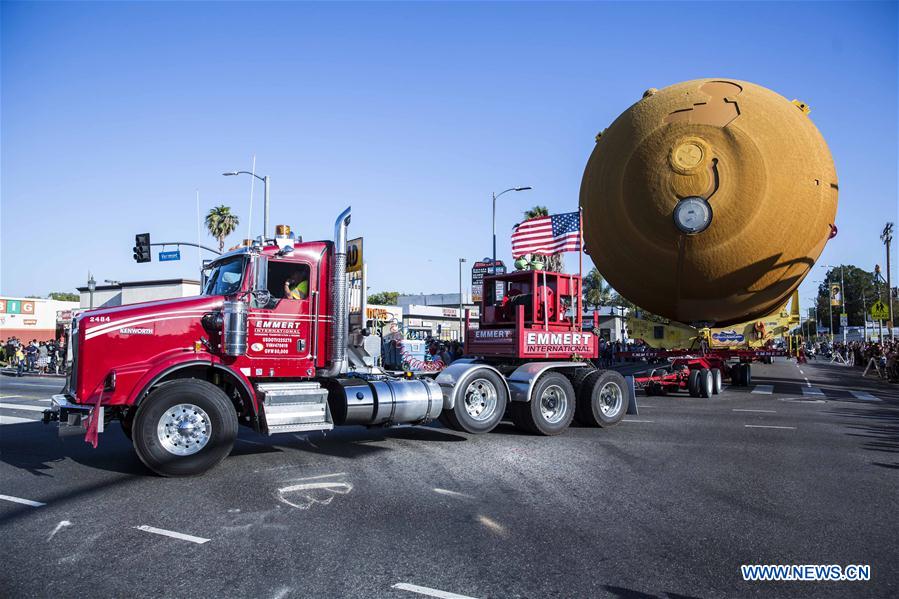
[523,331,594,354]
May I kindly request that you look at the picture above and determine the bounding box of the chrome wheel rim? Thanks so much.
[463,378,498,421]
[540,384,568,423]
[598,382,622,416]
[157,403,212,456]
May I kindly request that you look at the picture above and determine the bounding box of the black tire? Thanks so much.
[743,363,752,386]
[698,368,713,398]
[511,372,575,435]
[576,370,629,427]
[645,384,656,397]
[688,370,702,397]
[440,368,507,434]
[711,368,723,394]
[132,379,238,477]
[730,364,744,387]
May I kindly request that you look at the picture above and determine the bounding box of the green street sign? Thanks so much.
[870,300,890,320]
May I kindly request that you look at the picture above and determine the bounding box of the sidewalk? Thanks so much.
[0,368,66,379]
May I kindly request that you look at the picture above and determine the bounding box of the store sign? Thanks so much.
[346,237,363,273]
[0,299,34,315]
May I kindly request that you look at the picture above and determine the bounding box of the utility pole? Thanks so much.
[458,258,467,343]
[882,222,894,339]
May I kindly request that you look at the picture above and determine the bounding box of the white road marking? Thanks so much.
[392,583,479,599]
[849,390,880,402]
[433,488,475,499]
[48,520,72,541]
[751,385,774,395]
[476,515,506,536]
[0,494,45,507]
[804,378,811,387]
[745,425,796,430]
[623,419,654,423]
[1,381,63,388]
[0,402,48,412]
[135,525,210,544]
[277,477,352,510]
[0,415,37,425]
[733,409,777,413]
[799,369,804,374]
[779,398,825,404]
[802,387,824,397]
[0,395,23,399]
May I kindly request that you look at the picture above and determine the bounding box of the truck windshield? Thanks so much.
[203,257,245,296]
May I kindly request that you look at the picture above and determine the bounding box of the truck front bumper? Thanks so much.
[42,394,103,437]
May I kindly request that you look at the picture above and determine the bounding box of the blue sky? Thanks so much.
[2,1,897,316]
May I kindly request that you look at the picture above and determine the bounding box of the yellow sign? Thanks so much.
[870,300,890,320]
[830,283,842,306]
[346,237,363,273]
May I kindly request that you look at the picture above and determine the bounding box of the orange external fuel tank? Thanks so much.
[580,78,838,326]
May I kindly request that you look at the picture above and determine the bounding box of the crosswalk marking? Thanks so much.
[751,385,774,395]
[745,424,796,430]
[0,414,37,425]
[733,409,777,413]
[0,402,47,412]
[801,387,824,397]
[849,390,880,402]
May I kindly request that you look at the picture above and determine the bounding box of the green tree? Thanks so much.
[205,205,240,253]
[813,265,887,334]
[368,291,400,305]
[522,205,564,272]
[49,292,79,302]
[582,268,612,308]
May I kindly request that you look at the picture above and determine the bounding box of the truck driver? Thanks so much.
[284,270,309,300]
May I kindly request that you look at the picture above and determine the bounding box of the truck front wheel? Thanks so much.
[132,379,238,477]
[440,369,507,434]
[511,372,575,435]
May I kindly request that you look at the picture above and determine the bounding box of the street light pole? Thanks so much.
[881,222,894,339]
[491,186,532,277]
[223,171,271,240]
[458,258,467,343]
[87,273,96,310]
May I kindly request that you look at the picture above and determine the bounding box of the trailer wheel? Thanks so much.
[688,370,702,397]
[440,368,507,434]
[645,384,656,397]
[511,372,575,435]
[575,370,628,427]
[132,379,237,477]
[730,364,744,387]
[698,368,713,398]
[743,363,753,386]
[711,368,723,394]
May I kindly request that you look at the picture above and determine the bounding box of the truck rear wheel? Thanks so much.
[698,368,713,398]
[440,368,507,434]
[511,372,575,435]
[730,364,744,386]
[711,368,723,394]
[575,370,628,427]
[132,379,237,477]
[688,370,702,397]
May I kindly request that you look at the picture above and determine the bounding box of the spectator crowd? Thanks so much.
[1,336,65,375]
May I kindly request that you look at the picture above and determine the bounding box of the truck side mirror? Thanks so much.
[254,255,268,293]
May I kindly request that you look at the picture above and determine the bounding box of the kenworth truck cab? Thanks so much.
[46,207,632,476]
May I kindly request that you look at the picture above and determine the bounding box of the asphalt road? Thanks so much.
[1,360,897,598]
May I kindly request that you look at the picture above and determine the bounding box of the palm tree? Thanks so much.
[522,205,564,272]
[205,205,240,252]
[583,267,612,309]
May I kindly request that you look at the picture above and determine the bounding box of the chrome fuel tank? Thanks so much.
[328,377,443,426]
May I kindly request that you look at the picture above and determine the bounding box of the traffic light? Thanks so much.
[133,233,151,263]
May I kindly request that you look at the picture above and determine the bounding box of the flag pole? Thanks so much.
[578,206,584,329]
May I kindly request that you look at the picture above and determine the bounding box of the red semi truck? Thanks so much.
[44,207,631,476]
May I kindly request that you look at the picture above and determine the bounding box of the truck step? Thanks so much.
[256,382,329,406]
[265,422,334,435]
[257,382,334,434]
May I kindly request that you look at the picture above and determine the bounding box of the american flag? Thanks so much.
[511,211,581,257]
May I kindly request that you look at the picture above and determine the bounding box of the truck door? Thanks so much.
[246,258,315,377]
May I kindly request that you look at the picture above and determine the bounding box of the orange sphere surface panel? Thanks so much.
[580,79,838,326]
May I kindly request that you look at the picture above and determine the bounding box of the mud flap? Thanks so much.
[625,375,639,416]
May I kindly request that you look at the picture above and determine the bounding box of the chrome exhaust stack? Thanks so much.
[318,206,351,377]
